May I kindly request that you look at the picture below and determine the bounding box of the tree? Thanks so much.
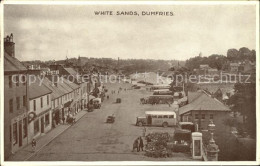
[227,83,256,138]
[227,49,239,61]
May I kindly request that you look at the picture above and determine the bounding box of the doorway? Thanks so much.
[147,115,152,125]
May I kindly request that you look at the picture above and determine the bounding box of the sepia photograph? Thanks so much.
[1,1,259,165]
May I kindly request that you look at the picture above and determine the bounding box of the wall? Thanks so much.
[28,94,51,142]
[4,73,29,159]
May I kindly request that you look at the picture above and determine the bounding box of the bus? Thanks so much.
[148,95,173,104]
[150,84,170,90]
[153,89,173,95]
[136,111,177,127]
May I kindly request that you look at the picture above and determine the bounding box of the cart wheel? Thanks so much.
[138,122,143,127]
[162,122,168,128]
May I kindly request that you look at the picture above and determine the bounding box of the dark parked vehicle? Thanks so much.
[106,115,115,123]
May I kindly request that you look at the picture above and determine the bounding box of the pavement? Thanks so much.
[7,110,87,161]
[7,82,193,161]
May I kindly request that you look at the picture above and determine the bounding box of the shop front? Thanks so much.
[10,112,28,154]
[52,105,63,127]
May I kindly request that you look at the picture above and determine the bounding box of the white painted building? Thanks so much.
[28,80,52,142]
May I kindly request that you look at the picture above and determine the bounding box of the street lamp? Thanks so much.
[206,120,219,161]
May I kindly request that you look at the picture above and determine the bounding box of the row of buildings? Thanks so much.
[4,34,98,160]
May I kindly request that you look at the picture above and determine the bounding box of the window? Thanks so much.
[10,125,12,142]
[45,114,50,126]
[195,114,199,120]
[201,114,205,120]
[33,100,36,111]
[47,95,49,105]
[158,115,162,118]
[16,97,20,110]
[163,115,168,118]
[22,75,26,86]
[57,98,59,105]
[13,123,18,145]
[151,115,157,118]
[34,119,39,135]
[9,76,12,88]
[16,75,19,87]
[169,115,174,119]
[23,95,26,107]
[210,114,214,119]
[23,118,27,138]
[41,97,43,108]
[9,99,13,113]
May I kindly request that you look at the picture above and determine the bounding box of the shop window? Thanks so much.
[45,114,50,126]
[34,119,39,135]
[9,99,13,113]
[23,118,27,138]
[13,123,18,145]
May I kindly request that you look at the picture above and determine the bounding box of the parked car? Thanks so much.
[106,115,115,123]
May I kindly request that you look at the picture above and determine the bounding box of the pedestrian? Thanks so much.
[137,137,140,152]
[132,138,138,152]
[31,139,36,152]
[139,137,144,151]
[62,116,65,124]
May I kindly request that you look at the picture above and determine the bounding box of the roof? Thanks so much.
[64,68,77,75]
[29,78,52,99]
[179,91,230,115]
[145,111,176,115]
[4,52,27,72]
[154,89,172,92]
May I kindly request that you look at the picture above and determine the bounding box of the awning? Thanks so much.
[64,100,73,108]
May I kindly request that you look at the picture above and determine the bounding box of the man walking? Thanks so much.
[139,137,144,151]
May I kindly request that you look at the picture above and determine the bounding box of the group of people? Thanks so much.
[111,87,128,95]
[132,137,144,152]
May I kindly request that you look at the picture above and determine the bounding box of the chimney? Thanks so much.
[4,33,15,57]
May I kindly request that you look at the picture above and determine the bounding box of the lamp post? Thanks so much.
[206,120,219,161]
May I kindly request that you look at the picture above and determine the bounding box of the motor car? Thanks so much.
[106,115,115,123]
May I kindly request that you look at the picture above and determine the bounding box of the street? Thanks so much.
[28,82,192,161]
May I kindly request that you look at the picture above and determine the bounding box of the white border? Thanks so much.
[1,1,259,166]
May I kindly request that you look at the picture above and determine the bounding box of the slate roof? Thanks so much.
[29,78,52,99]
[4,52,27,72]
[64,68,77,75]
[179,90,230,115]
[42,77,75,100]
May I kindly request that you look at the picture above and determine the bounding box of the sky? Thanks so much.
[4,4,256,61]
